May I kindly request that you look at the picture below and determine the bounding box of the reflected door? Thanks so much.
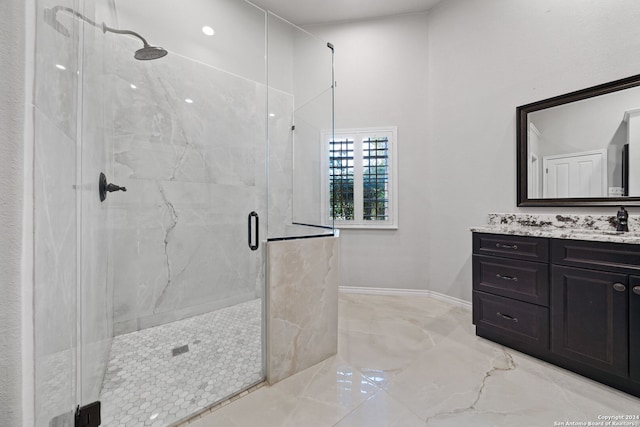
[543,150,607,198]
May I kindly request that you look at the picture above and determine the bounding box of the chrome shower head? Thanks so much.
[134,45,168,61]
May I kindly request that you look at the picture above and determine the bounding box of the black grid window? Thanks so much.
[363,137,389,221]
[325,127,396,228]
[329,138,355,220]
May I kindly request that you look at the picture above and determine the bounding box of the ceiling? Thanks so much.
[248,0,444,25]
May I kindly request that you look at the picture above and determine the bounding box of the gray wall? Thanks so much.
[308,0,640,301]
[306,13,431,291]
[0,0,26,425]
[425,0,640,301]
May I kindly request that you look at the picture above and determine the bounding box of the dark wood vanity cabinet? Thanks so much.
[472,233,640,397]
[550,265,628,377]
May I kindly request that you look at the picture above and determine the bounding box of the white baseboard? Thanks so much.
[339,286,472,310]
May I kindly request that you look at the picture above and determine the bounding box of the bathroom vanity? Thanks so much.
[471,214,640,398]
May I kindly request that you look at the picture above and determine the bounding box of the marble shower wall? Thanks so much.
[109,36,271,334]
[266,235,340,384]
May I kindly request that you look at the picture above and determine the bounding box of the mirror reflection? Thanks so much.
[527,85,640,199]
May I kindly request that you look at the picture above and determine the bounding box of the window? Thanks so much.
[323,127,398,229]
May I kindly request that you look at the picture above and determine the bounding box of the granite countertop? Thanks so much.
[471,213,640,244]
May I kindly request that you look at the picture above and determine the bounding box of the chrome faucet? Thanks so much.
[616,206,629,232]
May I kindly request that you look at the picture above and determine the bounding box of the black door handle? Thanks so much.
[248,211,259,251]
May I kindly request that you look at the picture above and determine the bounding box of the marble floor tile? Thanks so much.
[334,390,425,427]
[100,299,263,427]
[189,293,640,427]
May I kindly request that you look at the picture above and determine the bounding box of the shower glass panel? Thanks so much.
[83,0,268,425]
[33,0,333,426]
[33,0,83,423]
[78,0,116,413]
[267,12,335,239]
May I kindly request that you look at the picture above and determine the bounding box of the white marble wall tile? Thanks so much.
[112,37,266,185]
[266,236,340,384]
[110,179,265,332]
[109,37,268,333]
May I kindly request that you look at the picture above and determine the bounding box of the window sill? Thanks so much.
[334,224,398,230]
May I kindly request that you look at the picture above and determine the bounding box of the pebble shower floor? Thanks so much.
[99,299,263,426]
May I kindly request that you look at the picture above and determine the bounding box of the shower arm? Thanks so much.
[48,5,151,47]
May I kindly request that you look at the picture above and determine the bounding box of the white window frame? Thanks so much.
[321,126,398,229]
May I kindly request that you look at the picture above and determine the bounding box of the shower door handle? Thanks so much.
[248,211,259,251]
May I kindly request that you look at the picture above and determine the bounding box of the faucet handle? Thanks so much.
[616,206,629,232]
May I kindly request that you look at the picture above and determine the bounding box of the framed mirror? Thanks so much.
[517,73,640,206]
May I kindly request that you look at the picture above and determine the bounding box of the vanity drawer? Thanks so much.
[473,233,549,262]
[473,291,549,350]
[473,255,549,306]
[551,239,640,274]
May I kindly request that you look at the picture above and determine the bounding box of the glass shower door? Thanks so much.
[76,0,267,425]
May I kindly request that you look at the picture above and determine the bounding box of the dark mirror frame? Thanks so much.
[517,73,640,207]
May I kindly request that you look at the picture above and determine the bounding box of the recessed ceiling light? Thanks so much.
[185,98,194,104]
[269,113,275,117]
[202,26,215,36]
[55,64,66,70]
[130,84,137,89]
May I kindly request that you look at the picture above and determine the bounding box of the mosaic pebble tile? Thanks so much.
[100,299,263,427]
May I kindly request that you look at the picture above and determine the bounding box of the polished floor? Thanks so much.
[184,293,640,427]
[100,299,262,427]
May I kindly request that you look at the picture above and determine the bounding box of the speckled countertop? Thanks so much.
[470,213,640,244]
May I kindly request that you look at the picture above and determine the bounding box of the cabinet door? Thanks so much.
[551,266,628,377]
[631,276,640,383]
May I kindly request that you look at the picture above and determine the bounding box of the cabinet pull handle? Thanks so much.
[634,286,640,296]
[613,283,626,292]
[495,243,518,250]
[496,312,518,322]
[496,274,518,282]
